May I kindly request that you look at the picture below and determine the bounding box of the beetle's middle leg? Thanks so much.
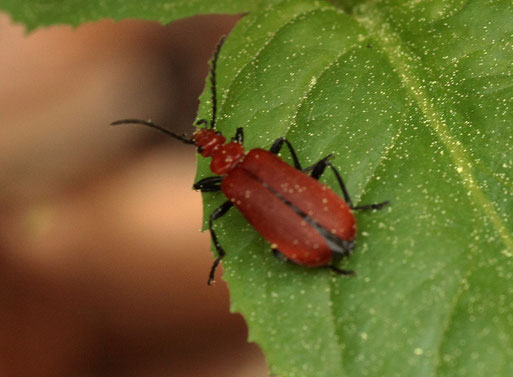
[307,156,389,211]
[208,200,234,285]
[269,138,303,170]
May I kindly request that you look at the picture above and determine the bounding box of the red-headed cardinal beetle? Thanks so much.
[112,37,389,285]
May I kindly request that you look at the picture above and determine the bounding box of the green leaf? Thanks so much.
[195,0,513,376]
[0,0,275,31]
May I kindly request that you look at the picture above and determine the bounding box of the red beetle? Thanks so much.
[112,37,388,285]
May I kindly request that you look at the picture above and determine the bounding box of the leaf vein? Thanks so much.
[354,4,513,255]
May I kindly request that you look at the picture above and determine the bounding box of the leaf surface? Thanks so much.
[195,1,513,376]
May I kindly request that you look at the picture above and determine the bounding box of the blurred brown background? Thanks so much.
[0,12,268,377]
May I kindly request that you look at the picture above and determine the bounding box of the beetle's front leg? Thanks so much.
[231,127,244,143]
[193,176,223,192]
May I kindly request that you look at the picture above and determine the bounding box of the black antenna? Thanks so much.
[209,36,226,129]
[111,119,195,145]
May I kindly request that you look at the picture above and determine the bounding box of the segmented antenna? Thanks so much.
[209,36,226,129]
[111,119,194,145]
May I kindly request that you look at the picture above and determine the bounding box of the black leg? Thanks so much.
[352,201,389,211]
[208,200,233,285]
[231,127,244,143]
[308,155,353,206]
[193,176,223,192]
[273,249,354,276]
[308,156,389,211]
[325,265,355,276]
[302,153,333,173]
[272,249,290,263]
[269,138,302,170]
[196,119,209,127]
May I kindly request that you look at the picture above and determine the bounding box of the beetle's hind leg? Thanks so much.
[351,201,389,211]
[272,249,354,277]
[326,246,356,276]
[325,265,355,276]
[272,249,291,263]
